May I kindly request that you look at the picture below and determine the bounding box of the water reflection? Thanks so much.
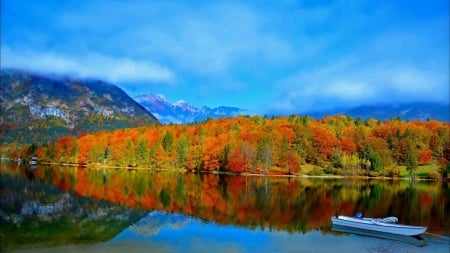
[1,162,449,251]
[109,211,449,253]
[0,163,145,251]
[126,211,192,237]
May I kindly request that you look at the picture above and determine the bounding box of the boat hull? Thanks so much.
[331,216,427,236]
[331,225,427,247]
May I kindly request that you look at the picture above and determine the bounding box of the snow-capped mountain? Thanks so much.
[135,94,246,124]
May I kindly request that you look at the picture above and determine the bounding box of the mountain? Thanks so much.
[135,94,448,124]
[0,69,159,144]
[308,102,449,122]
[135,94,246,124]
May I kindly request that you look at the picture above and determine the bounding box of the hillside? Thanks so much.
[135,94,246,124]
[0,69,159,144]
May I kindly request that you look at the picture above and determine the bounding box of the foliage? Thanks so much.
[385,166,400,178]
[308,166,324,176]
[7,115,449,177]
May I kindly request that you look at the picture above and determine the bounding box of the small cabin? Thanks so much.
[30,156,38,165]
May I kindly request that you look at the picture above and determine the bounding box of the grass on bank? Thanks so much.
[299,163,444,179]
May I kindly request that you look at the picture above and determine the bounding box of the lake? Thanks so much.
[1,162,449,252]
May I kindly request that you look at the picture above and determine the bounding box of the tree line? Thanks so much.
[4,115,450,178]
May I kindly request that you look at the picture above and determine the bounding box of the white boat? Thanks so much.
[331,224,427,247]
[331,215,427,236]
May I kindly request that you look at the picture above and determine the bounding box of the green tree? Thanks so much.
[124,138,135,166]
[45,143,56,161]
[362,145,383,175]
[176,134,189,168]
[26,143,38,157]
[162,131,174,152]
[135,138,149,167]
[406,143,418,180]
[331,147,342,168]
[370,153,383,175]
[148,144,158,168]
[219,143,231,171]
[90,143,105,164]
[341,153,360,175]
[257,137,272,172]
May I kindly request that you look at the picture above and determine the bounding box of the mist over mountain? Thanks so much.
[307,102,449,122]
[0,69,159,144]
[135,94,246,124]
[136,92,448,124]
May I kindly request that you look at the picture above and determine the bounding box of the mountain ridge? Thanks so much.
[0,69,159,144]
[307,102,449,122]
[136,93,449,123]
[135,94,247,124]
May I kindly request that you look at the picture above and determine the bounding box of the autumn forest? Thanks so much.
[4,115,449,179]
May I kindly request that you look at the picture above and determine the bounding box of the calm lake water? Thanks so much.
[1,162,449,252]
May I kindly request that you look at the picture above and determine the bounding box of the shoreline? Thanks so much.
[2,159,445,181]
[25,161,445,181]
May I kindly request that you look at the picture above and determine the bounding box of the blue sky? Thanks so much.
[1,0,449,114]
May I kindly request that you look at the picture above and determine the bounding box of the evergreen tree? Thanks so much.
[162,131,174,152]
[219,143,231,171]
[176,134,189,168]
[135,138,149,167]
[406,143,418,180]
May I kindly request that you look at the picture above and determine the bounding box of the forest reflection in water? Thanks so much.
[1,163,449,252]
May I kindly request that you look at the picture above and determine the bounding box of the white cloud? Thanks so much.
[266,8,449,114]
[1,46,174,83]
[324,81,374,99]
[3,1,294,80]
[56,1,294,75]
[2,0,448,113]
[271,59,449,114]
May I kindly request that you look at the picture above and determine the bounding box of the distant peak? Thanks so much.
[135,93,246,124]
[135,94,170,103]
[174,100,187,105]
[155,93,167,99]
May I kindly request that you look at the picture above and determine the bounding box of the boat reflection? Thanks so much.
[332,224,427,247]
